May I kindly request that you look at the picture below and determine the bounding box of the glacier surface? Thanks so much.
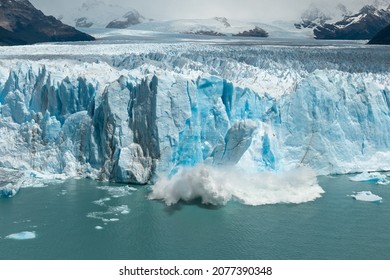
[0,40,389,204]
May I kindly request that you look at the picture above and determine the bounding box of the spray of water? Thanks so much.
[148,164,324,206]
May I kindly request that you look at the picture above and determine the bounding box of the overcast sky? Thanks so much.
[30,0,386,22]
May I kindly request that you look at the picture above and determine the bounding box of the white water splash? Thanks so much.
[149,165,324,206]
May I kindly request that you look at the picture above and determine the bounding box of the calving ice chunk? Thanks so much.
[148,165,324,206]
[0,42,389,200]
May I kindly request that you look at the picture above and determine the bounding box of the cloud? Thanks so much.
[30,0,381,22]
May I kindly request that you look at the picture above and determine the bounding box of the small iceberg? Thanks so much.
[5,231,36,240]
[349,172,388,184]
[0,183,20,198]
[350,191,383,202]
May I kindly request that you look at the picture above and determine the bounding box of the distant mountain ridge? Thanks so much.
[294,1,390,40]
[0,0,94,46]
[106,9,146,29]
[295,3,351,29]
[314,5,390,39]
[57,0,148,29]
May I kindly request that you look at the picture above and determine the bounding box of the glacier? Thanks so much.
[0,40,389,204]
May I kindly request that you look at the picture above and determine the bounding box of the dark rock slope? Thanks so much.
[369,23,390,44]
[0,0,94,46]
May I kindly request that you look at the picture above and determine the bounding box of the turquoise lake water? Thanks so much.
[0,174,389,260]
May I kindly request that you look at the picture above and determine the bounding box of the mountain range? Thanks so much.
[2,0,390,45]
[314,5,390,39]
[57,0,148,29]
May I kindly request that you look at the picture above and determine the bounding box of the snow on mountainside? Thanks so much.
[0,40,389,197]
[295,3,351,30]
[57,0,147,28]
[106,9,146,29]
[129,17,310,39]
[314,4,390,39]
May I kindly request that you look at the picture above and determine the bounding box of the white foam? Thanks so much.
[97,186,135,198]
[57,190,67,197]
[149,165,324,206]
[350,191,383,202]
[95,226,103,230]
[349,172,388,184]
[87,205,130,222]
[92,197,111,206]
[109,205,130,215]
[5,231,36,240]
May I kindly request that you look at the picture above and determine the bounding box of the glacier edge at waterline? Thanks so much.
[0,43,389,202]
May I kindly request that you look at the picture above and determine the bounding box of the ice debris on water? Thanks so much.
[87,205,130,222]
[350,191,383,202]
[92,197,111,206]
[0,183,19,198]
[97,186,136,198]
[0,169,68,199]
[349,172,389,185]
[5,231,36,240]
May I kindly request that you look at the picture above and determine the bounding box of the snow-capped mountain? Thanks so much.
[58,0,147,28]
[0,0,94,46]
[369,23,390,43]
[106,9,146,29]
[295,3,351,30]
[314,5,390,39]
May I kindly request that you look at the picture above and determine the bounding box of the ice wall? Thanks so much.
[0,44,389,185]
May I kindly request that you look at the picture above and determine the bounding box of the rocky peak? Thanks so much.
[106,9,145,29]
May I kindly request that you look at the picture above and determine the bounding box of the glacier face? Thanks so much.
[0,42,389,189]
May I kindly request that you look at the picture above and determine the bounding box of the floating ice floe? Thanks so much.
[87,205,130,222]
[97,186,136,198]
[92,197,111,206]
[5,231,36,240]
[0,169,69,199]
[57,190,67,196]
[0,183,19,198]
[349,172,389,185]
[350,191,383,202]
